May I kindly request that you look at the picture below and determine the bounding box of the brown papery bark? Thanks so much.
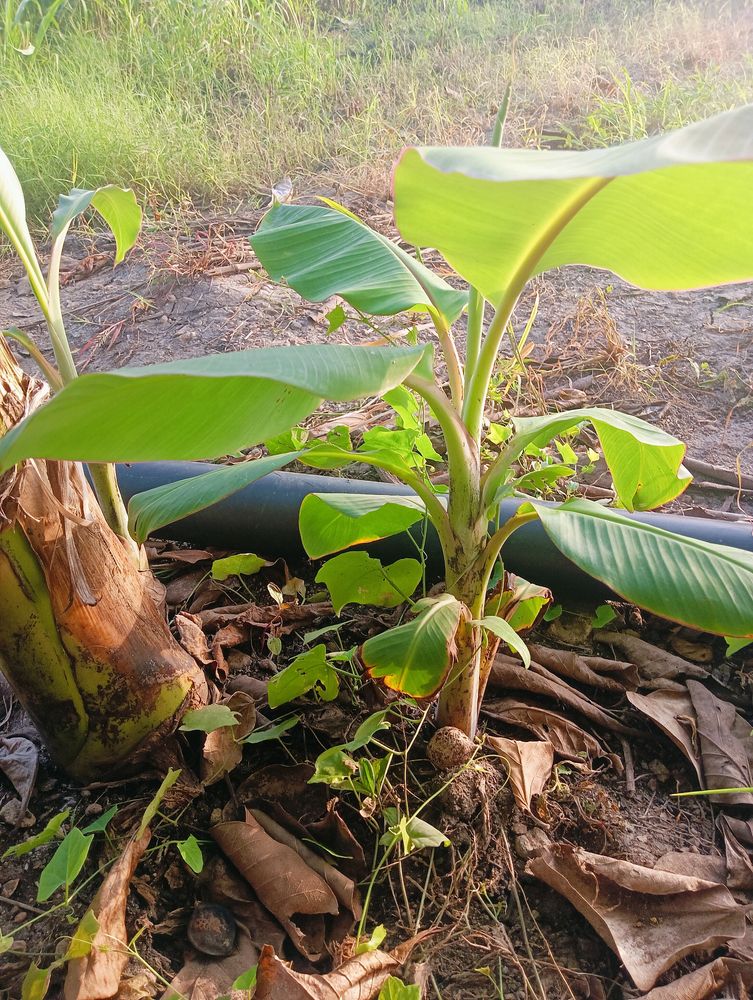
[0,338,206,780]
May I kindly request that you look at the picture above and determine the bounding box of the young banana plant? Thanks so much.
[2,107,753,742]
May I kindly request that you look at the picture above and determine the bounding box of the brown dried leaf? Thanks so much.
[199,601,333,635]
[255,934,425,1000]
[214,622,250,649]
[687,680,753,806]
[166,568,207,608]
[669,634,715,664]
[156,549,215,565]
[114,967,158,1000]
[654,852,727,885]
[0,736,38,816]
[211,811,340,960]
[642,957,753,999]
[594,631,708,682]
[483,698,621,769]
[64,830,151,1000]
[489,655,638,735]
[526,843,745,990]
[719,815,753,890]
[202,857,287,954]
[227,672,269,702]
[308,799,367,878]
[730,924,753,961]
[161,926,259,1000]
[201,691,256,786]
[487,736,554,812]
[187,577,228,614]
[528,645,636,692]
[176,612,213,665]
[248,809,362,919]
[626,689,702,783]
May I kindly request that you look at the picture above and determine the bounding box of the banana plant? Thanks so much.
[3,107,753,743]
[0,145,432,776]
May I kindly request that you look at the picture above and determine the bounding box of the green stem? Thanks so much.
[2,329,62,391]
[87,463,143,564]
[356,838,397,942]
[45,228,139,559]
[481,434,524,508]
[405,373,475,482]
[436,511,538,736]
[464,289,484,387]
[431,314,464,411]
[461,81,508,419]
[0,207,50,323]
[463,177,611,444]
[475,511,540,605]
[464,280,526,444]
[46,228,81,385]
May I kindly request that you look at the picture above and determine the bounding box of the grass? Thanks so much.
[1,0,752,221]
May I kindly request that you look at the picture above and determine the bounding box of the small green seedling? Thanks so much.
[379,977,421,1000]
[176,834,205,873]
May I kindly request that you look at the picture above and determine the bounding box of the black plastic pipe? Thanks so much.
[110,461,753,601]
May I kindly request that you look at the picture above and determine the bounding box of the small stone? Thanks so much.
[13,911,27,923]
[0,800,36,828]
[84,803,104,817]
[187,903,237,957]
[427,727,476,771]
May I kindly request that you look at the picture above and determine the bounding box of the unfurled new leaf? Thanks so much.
[474,616,530,666]
[395,107,753,302]
[137,768,181,837]
[251,202,467,325]
[211,552,272,581]
[361,594,463,697]
[177,835,205,874]
[51,186,142,265]
[180,705,240,734]
[3,808,69,859]
[37,828,93,902]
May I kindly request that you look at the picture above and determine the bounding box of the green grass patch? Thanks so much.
[1,0,752,220]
